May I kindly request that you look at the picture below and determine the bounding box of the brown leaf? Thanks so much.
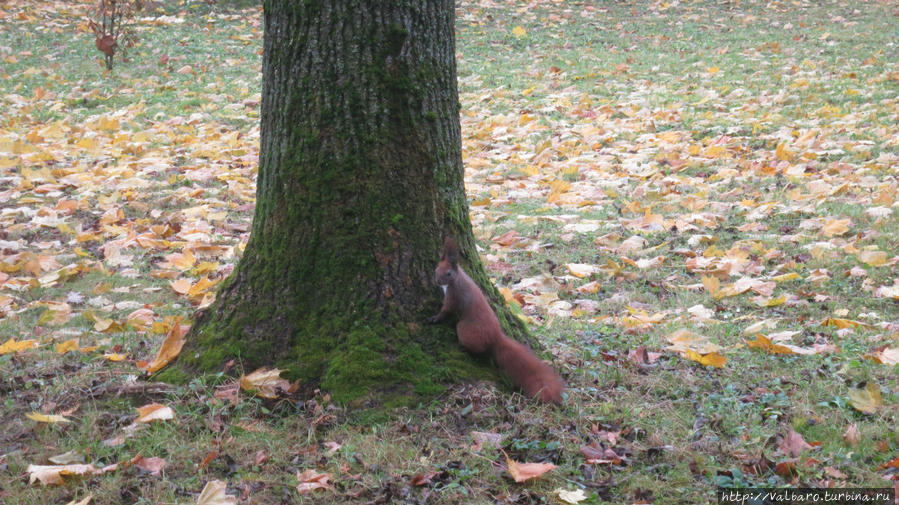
[580,442,624,465]
[842,423,860,446]
[133,455,167,476]
[296,469,334,494]
[779,428,813,458]
[213,382,240,406]
[409,472,439,486]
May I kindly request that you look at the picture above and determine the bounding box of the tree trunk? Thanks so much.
[162,0,529,404]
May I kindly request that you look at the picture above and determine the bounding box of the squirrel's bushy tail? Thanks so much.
[492,336,564,404]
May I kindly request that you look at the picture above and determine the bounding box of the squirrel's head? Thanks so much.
[434,237,460,286]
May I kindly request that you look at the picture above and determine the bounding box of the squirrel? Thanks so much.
[428,238,565,404]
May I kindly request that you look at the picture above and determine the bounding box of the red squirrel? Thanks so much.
[428,238,565,404]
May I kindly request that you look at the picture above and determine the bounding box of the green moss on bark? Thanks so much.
[164,0,524,407]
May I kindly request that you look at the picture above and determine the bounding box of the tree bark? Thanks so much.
[162,0,529,404]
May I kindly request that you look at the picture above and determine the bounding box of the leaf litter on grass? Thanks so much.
[1,0,897,503]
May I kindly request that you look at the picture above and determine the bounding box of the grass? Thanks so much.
[1,0,898,503]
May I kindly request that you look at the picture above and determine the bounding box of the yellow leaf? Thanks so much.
[239,367,290,399]
[138,317,188,373]
[188,276,218,299]
[565,263,596,278]
[703,145,727,158]
[547,179,571,203]
[820,218,850,237]
[103,353,128,362]
[745,334,795,355]
[756,295,786,307]
[775,142,794,161]
[169,278,192,295]
[858,250,887,266]
[26,412,72,423]
[0,338,37,355]
[706,66,719,74]
[867,348,899,365]
[684,349,727,368]
[512,26,527,37]
[55,339,80,354]
[701,275,720,295]
[771,272,800,282]
[847,382,882,414]
[821,317,872,329]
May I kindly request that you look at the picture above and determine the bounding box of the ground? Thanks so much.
[0,0,897,503]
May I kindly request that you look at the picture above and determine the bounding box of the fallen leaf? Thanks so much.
[847,382,882,414]
[842,423,859,446]
[138,317,188,373]
[684,349,727,368]
[239,367,290,399]
[505,452,556,482]
[296,469,334,494]
[0,338,38,354]
[580,443,624,465]
[27,464,97,486]
[471,431,505,450]
[134,455,167,476]
[780,428,813,458]
[858,250,887,266]
[135,403,176,423]
[195,480,237,505]
[557,488,588,504]
[410,472,439,486]
[26,412,72,424]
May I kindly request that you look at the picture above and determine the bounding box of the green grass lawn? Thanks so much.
[0,0,896,503]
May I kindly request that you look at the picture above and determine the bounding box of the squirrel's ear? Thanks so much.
[443,238,459,267]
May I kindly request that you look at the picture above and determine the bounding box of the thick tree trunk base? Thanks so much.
[156,0,535,406]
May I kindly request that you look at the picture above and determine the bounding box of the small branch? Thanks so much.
[88,381,176,399]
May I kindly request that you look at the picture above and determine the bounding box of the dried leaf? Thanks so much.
[196,480,237,505]
[296,469,334,494]
[135,403,176,423]
[26,412,72,424]
[138,317,188,373]
[505,452,556,482]
[134,455,167,476]
[780,428,813,458]
[27,464,97,486]
[847,382,882,414]
[239,367,290,399]
[556,488,588,504]
[684,349,727,368]
[0,338,38,354]
[842,423,860,446]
